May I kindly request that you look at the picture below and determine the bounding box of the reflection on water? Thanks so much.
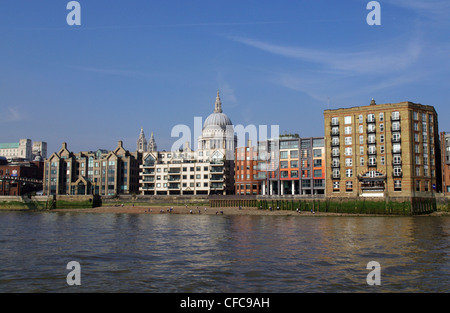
[0,212,448,292]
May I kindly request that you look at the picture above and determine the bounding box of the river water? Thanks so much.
[0,211,448,293]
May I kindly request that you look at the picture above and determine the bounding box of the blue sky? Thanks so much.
[0,0,449,154]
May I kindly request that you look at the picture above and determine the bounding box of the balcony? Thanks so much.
[332,151,340,157]
[331,173,340,179]
[366,127,376,134]
[331,120,339,126]
[331,129,340,136]
[393,171,403,178]
[168,168,181,174]
[168,175,181,182]
[331,141,340,147]
[391,115,400,121]
[168,183,180,189]
[210,175,224,182]
[368,162,377,167]
[392,160,402,166]
[392,137,401,143]
[368,149,377,155]
[391,125,401,132]
[366,118,376,124]
[331,162,340,168]
[367,139,377,145]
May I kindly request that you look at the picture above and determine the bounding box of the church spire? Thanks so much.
[214,89,223,113]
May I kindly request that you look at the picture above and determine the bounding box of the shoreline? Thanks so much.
[48,205,450,217]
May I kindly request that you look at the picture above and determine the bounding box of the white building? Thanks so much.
[0,139,47,162]
[139,90,236,195]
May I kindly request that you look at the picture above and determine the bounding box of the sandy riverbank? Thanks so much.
[51,205,450,216]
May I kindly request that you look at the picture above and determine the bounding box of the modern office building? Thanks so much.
[43,141,141,196]
[324,99,441,198]
[440,132,450,195]
[235,135,326,195]
[139,90,236,195]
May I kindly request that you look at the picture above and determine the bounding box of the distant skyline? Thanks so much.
[1,0,449,155]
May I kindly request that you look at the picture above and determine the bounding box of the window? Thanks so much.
[345,147,352,156]
[393,144,401,153]
[345,137,352,145]
[380,146,385,154]
[332,169,340,179]
[331,117,339,125]
[333,181,340,190]
[290,150,298,158]
[344,116,352,124]
[280,151,288,159]
[359,115,363,124]
[314,169,322,178]
[359,136,364,144]
[394,167,402,177]
[332,148,339,157]
[380,134,384,143]
[359,125,363,134]
[360,157,364,166]
[345,158,353,167]
[392,121,400,131]
[281,171,289,178]
[380,157,385,165]
[332,158,340,167]
[313,159,322,167]
[379,113,384,121]
[280,161,289,169]
[291,160,299,168]
[346,169,353,177]
[345,126,352,134]
[346,181,353,191]
[313,149,322,157]
[367,114,375,122]
[291,170,298,178]
[394,180,402,191]
[380,124,384,132]
[360,146,364,155]
[369,156,376,166]
[392,111,400,120]
[368,134,376,144]
[393,155,401,165]
[413,112,418,120]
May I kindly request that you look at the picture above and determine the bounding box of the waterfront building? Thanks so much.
[235,142,260,195]
[235,135,325,196]
[139,90,236,195]
[43,141,141,196]
[0,158,44,196]
[440,132,450,195]
[324,99,441,198]
[0,139,47,162]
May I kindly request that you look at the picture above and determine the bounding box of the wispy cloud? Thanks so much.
[383,0,450,19]
[226,35,423,75]
[0,107,22,123]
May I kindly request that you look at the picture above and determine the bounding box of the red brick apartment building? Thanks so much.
[440,132,450,194]
[0,157,44,196]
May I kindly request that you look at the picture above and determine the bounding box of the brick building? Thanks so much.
[43,141,141,196]
[324,99,441,198]
[0,158,44,196]
[440,132,450,195]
